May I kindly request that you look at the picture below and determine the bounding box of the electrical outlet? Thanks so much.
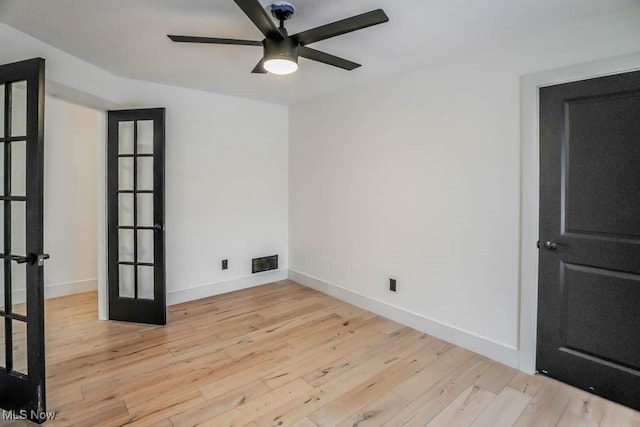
[389,278,396,292]
[222,259,228,270]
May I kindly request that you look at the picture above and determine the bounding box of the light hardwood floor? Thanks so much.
[1,280,639,426]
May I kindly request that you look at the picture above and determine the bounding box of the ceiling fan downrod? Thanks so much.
[270,1,295,28]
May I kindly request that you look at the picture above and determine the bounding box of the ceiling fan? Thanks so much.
[168,0,389,75]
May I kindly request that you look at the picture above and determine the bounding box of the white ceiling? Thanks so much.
[1,0,639,105]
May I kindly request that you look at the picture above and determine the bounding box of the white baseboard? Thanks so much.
[45,278,98,299]
[289,270,519,369]
[167,269,289,306]
[0,278,98,305]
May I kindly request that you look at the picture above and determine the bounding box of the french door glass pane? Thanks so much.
[137,120,154,154]
[138,266,154,300]
[12,263,26,316]
[10,82,27,137]
[137,194,153,226]
[137,157,153,191]
[0,320,5,368]
[118,194,134,226]
[118,157,134,191]
[0,143,4,192]
[118,121,135,155]
[11,140,26,197]
[12,319,27,374]
[137,230,154,264]
[0,262,3,311]
[0,85,4,137]
[11,202,25,255]
[0,203,4,250]
[118,230,134,263]
[119,265,135,298]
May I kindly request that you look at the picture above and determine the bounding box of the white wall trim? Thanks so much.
[1,279,98,304]
[47,80,116,111]
[44,279,98,299]
[290,269,519,368]
[518,51,640,374]
[167,270,288,306]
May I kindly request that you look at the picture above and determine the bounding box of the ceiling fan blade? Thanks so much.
[292,9,389,46]
[298,46,361,71]
[167,35,262,46]
[251,59,267,74]
[233,0,284,40]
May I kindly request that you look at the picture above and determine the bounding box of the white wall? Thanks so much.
[0,23,289,314]
[44,96,99,297]
[289,8,640,368]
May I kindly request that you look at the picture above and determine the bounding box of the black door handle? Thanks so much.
[16,253,50,266]
[0,253,49,265]
[0,254,29,263]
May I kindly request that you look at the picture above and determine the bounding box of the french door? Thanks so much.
[107,108,166,325]
[0,58,48,422]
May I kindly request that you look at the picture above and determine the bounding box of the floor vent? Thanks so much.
[252,255,278,274]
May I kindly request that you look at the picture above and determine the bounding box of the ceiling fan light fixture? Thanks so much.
[262,37,299,75]
[264,57,298,75]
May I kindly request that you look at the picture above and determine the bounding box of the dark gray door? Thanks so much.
[538,70,640,410]
[107,108,166,325]
[0,58,48,422]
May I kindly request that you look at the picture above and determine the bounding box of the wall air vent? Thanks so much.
[252,255,278,274]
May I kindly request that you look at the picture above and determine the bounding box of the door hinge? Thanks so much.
[537,240,540,249]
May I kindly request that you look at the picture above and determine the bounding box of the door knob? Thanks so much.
[153,224,163,231]
[544,241,559,251]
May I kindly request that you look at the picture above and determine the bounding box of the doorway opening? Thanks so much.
[42,95,103,314]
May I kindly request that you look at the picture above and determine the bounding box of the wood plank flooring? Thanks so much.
[1,280,639,426]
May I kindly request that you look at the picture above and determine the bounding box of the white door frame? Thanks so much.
[518,51,640,373]
[96,110,108,320]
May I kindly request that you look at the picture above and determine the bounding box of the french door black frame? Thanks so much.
[0,58,47,422]
[107,108,166,325]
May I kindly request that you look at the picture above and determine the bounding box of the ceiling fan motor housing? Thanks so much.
[263,36,299,64]
[270,2,295,22]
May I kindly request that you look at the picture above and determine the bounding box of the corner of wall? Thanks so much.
[289,269,520,369]
[167,270,289,306]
